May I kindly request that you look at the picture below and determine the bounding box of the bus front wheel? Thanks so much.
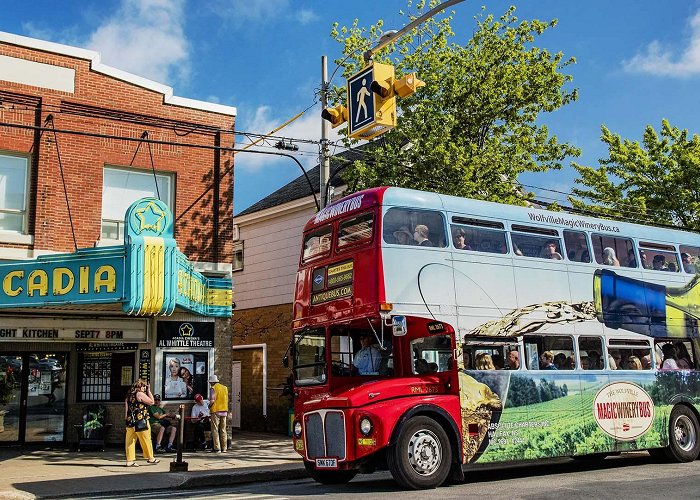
[303,461,357,484]
[664,405,700,462]
[387,416,452,489]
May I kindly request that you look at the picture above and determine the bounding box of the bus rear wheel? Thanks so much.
[664,405,700,462]
[303,461,357,484]
[387,416,452,489]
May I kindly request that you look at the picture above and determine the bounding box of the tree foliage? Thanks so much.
[571,119,700,231]
[330,1,579,204]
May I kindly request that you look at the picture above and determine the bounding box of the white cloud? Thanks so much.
[84,0,189,85]
[297,9,319,25]
[623,10,700,77]
[235,105,343,173]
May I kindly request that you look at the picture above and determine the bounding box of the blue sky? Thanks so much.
[4,0,700,212]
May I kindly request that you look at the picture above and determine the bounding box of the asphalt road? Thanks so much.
[74,452,700,500]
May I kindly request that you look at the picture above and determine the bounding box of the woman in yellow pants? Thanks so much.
[124,379,159,466]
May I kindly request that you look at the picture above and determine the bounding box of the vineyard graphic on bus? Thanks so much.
[456,270,700,464]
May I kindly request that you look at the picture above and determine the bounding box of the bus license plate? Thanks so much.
[315,457,338,469]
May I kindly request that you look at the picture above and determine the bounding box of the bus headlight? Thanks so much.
[359,417,373,436]
[293,421,303,438]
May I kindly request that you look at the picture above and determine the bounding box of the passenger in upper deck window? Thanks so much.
[626,249,638,268]
[681,252,696,274]
[506,349,520,370]
[542,241,563,260]
[639,250,651,269]
[539,351,557,370]
[392,226,413,245]
[667,262,678,272]
[452,228,471,250]
[602,247,621,267]
[413,225,435,247]
[652,255,666,271]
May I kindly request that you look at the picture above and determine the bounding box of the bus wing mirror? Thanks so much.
[392,316,407,336]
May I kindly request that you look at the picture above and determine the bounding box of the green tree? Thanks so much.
[571,119,700,230]
[331,1,579,203]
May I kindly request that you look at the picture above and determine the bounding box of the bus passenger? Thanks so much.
[541,241,563,260]
[661,344,679,370]
[626,356,642,370]
[453,228,471,250]
[639,250,650,269]
[607,354,617,370]
[475,353,495,370]
[652,254,666,271]
[413,225,435,247]
[506,350,520,370]
[626,249,637,267]
[681,252,696,273]
[540,351,557,369]
[492,353,504,369]
[674,342,692,369]
[602,247,620,266]
[393,226,413,245]
[641,354,652,369]
[355,333,381,375]
[667,262,678,272]
[554,353,567,369]
[587,351,603,370]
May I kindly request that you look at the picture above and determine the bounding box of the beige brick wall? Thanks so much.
[231,303,293,434]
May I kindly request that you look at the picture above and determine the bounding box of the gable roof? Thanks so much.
[236,148,365,217]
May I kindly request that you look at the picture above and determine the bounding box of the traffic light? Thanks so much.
[393,73,425,98]
[321,105,348,128]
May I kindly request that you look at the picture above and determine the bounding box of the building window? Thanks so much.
[101,166,173,240]
[233,241,244,271]
[0,153,29,233]
[77,351,136,402]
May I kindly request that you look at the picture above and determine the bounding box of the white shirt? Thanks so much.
[190,401,211,419]
[355,345,381,375]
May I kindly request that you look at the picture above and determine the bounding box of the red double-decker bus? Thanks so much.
[290,186,700,489]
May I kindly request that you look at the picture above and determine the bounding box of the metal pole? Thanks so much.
[320,55,330,210]
[170,404,189,472]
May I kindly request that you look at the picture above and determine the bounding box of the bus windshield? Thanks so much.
[293,328,326,386]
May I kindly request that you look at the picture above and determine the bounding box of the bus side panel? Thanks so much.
[381,246,456,324]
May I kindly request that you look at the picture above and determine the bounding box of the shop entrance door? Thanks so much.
[0,353,68,444]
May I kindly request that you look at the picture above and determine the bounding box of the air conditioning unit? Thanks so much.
[232,224,240,242]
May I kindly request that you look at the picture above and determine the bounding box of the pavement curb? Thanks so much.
[36,465,308,499]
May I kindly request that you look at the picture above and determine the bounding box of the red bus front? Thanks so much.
[290,188,462,489]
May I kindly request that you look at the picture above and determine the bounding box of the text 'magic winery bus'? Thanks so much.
[289,186,700,489]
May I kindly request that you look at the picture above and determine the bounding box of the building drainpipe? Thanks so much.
[232,343,267,417]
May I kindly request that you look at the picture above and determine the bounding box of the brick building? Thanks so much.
[0,31,235,446]
[232,155,356,433]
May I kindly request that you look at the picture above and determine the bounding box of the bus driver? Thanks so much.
[354,333,381,375]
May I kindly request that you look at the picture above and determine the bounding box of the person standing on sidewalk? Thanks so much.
[124,379,159,467]
[208,374,229,453]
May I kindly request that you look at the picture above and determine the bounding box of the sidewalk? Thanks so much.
[0,431,307,499]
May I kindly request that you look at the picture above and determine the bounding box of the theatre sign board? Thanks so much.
[0,198,232,318]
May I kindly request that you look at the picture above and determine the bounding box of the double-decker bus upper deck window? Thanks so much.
[450,223,508,254]
[337,212,373,250]
[638,241,680,272]
[510,226,563,260]
[679,245,700,274]
[383,207,446,247]
[524,335,574,369]
[563,230,591,263]
[608,339,652,370]
[302,226,332,263]
[591,233,636,268]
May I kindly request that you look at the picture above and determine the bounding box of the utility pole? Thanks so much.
[320,56,330,210]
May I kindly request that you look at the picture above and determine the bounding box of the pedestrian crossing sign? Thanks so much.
[347,62,396,140]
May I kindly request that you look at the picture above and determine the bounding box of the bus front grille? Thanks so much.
[304,410,346,460]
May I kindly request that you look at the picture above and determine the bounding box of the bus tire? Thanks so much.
[303,461,357,484]
[664,405,700,463]
[387,416,452,489]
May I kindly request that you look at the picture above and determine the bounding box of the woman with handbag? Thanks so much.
[124,379,159,466]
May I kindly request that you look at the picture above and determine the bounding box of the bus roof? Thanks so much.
[304,186,698,245]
